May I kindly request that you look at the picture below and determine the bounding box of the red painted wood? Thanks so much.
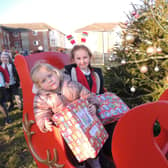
[112,101,168,168]
[15,51,168,168]
[15,52,75,168]
[159,89,168,101]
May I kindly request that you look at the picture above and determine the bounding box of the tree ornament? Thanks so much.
[140,65,148,73]
[144,40,152,45]
[125,34,135,43]
[125,47,129,52]
[154,66,159,72]
[134,14,140,19]
[121,59,126,65]
[146,46,156,55]
[166,76,168,83]
[156,47,162,54]
[132,11,136,16]
[130,86,136,93]
[107,66,111,70]
[110,54,117,61]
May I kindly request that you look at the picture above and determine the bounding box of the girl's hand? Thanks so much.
[87,95,100,105]
[44,118,53,132]
[88,104,97,115]
[5,83,9,88]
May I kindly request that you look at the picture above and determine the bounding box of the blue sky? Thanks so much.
[0,0,142,34]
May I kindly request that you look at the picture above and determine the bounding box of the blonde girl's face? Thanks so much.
[37,67,60,91]
[73,49,90,71]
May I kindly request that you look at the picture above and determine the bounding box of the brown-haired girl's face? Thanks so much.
[73,49,90,71]
[1,54,9,64]
[37,67,60,91]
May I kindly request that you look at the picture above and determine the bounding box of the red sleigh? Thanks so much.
[14,52,168,168]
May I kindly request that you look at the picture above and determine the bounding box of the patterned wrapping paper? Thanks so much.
[97,92,130,125]
[52,98,108,162]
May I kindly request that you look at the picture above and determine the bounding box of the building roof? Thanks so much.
[75,22,126,32]
[1,22,55,31]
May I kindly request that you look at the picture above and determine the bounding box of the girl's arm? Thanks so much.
[33,93,65,133]
[95,68,107,93]
[62,77,100,108]
[78,83,100,115]
[33,95,53,133]
[77,82,100,110]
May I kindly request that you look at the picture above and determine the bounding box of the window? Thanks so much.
[33,40,39,46]
[32,31,38,36]
[50,39,56,47]
[14,41,20,48]
[13,32,19,37]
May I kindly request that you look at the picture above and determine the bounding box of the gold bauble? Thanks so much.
[156,47,162,54]
[125,34,135,43]
[140,65,148,73]
[146,46,156,55]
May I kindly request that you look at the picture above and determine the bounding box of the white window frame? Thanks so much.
[32,31,38,36]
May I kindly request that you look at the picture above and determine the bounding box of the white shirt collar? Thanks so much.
[80,69,90,75]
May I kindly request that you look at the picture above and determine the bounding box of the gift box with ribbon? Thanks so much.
[97,92,130,125]
[52,98,108,162]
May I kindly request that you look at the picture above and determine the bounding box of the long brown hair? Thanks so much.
[70,45,92,60]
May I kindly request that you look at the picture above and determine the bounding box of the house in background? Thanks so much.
[75,22,126,65]
[0,23,66,54]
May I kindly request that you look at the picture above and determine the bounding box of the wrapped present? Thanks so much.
[52,98,108,162]
[97,92,130,125]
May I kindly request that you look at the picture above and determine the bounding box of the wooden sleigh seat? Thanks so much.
[15,51,168,168]
[14,52,75,168]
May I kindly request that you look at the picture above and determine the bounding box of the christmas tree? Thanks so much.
[104,0,168,108]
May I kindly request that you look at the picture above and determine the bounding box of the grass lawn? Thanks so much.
[0,107,37,168]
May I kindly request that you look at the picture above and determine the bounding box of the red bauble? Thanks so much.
[132,12,136,16]
[134,14,139,19]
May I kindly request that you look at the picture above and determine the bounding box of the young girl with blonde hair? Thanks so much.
[31,62,102,168]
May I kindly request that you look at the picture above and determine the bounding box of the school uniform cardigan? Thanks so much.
[65,64,116,158]
[64,64,105,94]
[1,62,20,87]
